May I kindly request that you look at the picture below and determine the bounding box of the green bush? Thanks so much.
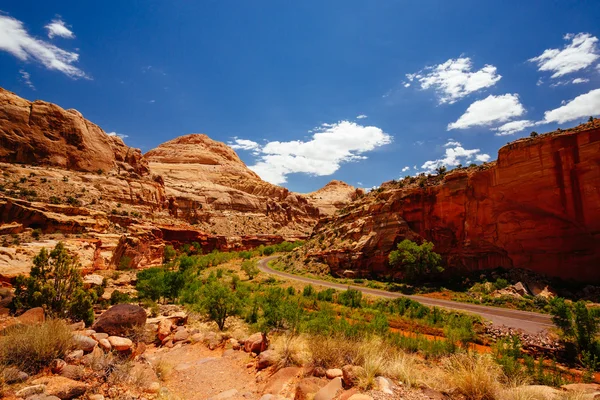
[136,267,185,303]
[163,245,176,264]
[241,260,259,280]
[388,239,443,282]
[196,280,243,330]
[110,290,132,305]
[338,288,362,308]
[11,242,96,325]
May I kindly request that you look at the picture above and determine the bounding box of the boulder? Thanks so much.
[98,338,111,352]
[92,304,146,336]
[32,376,87,400]
[60,365,85,381]
[83,274,104,287]
[73,334,97,352]
[91,332,109,341]
[173,328,189,342]
[325,368,343,379]
[15,385,46,398]
[65,350,84,363]
[244,332,268,354]
[257,349,277,370]
[17,307,45,324]
[295,377,327,400]
[314,377,342,400]
[374,376,393,394]
[342,365,364,388]
[157,319,173,342]
[108,336,133,351]
[1,366,28,383]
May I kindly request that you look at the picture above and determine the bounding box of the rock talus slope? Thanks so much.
[291,122,600,283]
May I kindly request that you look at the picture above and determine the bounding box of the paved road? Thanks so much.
[258,256,554,334]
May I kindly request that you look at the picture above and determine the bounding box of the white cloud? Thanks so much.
[420,140,490,173]
[401,166,410,172]
[356,114,367,119]
[229,139,260,151]
[406,57,501,104]
[241,121,391,185]
[19,69,34,89]
[45,18,74,39]
[444,140,461,147]
[0,15,87,79]
[107,132,128,139]
[492,120,535,136]
[541,88,600,124]
[529,33,599,78]
[572,78,589,84]
[448,94,525,130]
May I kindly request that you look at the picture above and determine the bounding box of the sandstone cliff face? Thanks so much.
[305,180,365,217]
[0,88,148,175]
[145,134,321,236]
[290,123,600,283]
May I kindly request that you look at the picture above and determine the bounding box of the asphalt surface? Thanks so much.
[258,256,554,335]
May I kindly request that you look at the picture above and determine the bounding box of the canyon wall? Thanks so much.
[296,123,600,283]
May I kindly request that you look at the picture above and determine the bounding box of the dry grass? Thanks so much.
[440,353,502,400]
[385,351,424,388]
[0,319,74,373]
[153,359,174,381]
[307,334,361,369]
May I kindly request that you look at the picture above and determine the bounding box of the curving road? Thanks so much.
[258,256,554,335]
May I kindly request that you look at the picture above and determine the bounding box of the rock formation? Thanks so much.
[305,180,365,217]
[287,121,600,283]
[145,134,322,236]
[0,88,148,175]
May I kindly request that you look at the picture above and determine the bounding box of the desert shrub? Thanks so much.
[0,320,73,373]
[389,239,443,282]
[317,288,335,302]
[110,290,132,305]
[11,242,96,325]
[260,288,303,332]
[31,228,42,240]
[197,280,243,330]
[118,255,132,270]
[136,267,185,303]
[163,245,176,264]
[241,260,259,280]
[338,288,362,308]
[550,298,600,365]
[49,196,61,204]
[302,284,315,298]
[262,246,275,256]
[442,353,502,400]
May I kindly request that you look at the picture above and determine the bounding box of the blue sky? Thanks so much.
[1,1,599,192]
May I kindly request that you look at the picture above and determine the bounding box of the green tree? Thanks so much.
[163,245,176,264]
[241,260,260,280]
[11,242,96,325]
[198,280,243,330]
[388,239,443,281]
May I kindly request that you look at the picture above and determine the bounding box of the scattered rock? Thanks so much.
[92,304,146,336]
[208,388,239,400]
[374,376,393,394]
[68,321,85,331]
[157,318,173,342]
[91,332,109,341]
[50,359,67,374]
[325,368,343,379]
[60,365,85,381]
[1,366,28,383]
[15,385,46,398]
[244,332,268,354]
[65,350,84,363]
[83,274,104,287]
[88,395,105,400]
[17,307,45,324]
[108,335,133,351]
[314,376,342,400]
[173,328,189,342]
[229,338,241,350]
[341,365,364,388]
[73,334,97,352]
[32,376,88,399]
[98,338,111,352]
[295,377,327,400]
[257,349,277,370]
[562,383,600,394]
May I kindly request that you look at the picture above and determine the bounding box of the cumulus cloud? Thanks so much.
[238,121,391,185]
[405,57,501,104]
[45,18,74,39]
[420,140,490,173]
[541,88,600,124]
[401,166,410,172]
[356,114,367,119]
[0,15,87,79]
[492,120,535,136]
[529,33,599,78]
[19,69,34,89]
[448,94,525,130]
[229,138,261,152]
[107,132,128,139]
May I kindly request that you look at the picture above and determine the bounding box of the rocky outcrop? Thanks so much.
[290,122,600,283]
[305,180,365,217]
[0,88,148,175]
[145,134,322,236]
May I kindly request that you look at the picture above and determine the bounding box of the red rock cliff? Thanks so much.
[0,88,148,175]
[294,123,600,283]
